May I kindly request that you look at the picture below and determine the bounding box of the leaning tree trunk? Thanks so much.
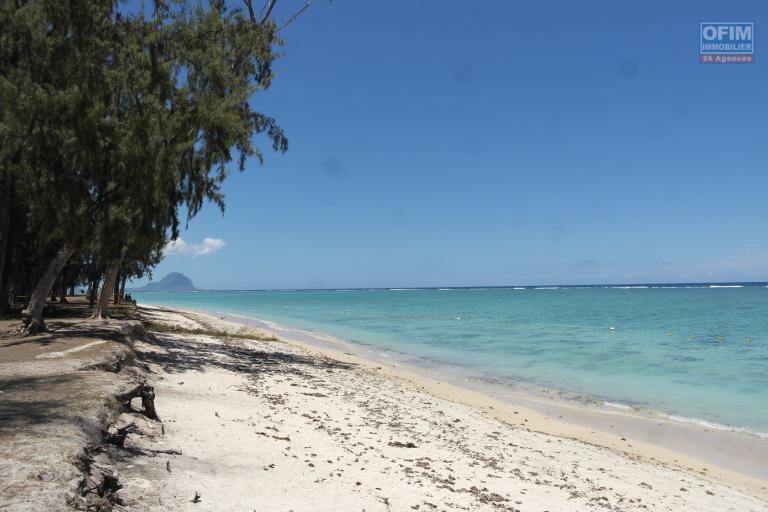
[21,241,77,334]
[0,168,12,315]
[92,262,121,319]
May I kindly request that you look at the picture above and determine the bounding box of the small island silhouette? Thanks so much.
[134,272,197,292]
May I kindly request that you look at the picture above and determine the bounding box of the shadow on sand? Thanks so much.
[0,373,85,435]
[143,330,354,378]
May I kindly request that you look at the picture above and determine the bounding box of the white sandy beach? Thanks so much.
[102,305,768,511]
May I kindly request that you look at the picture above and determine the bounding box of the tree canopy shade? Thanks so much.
[0,0,291,331]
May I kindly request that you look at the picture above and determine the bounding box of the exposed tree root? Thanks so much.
[81,351,132,373]
[65,326,168,509]
[115,380,159,420]
[68,447,124,511]
[102,423,138,448]
[19,314,46,336]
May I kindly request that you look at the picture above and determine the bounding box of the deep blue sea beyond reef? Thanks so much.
[135,284,768,437]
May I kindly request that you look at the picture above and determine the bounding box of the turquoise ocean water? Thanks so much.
[134,285,768,436]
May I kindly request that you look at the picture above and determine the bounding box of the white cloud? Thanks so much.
[165,237,226,258]
[164,238,189,256]
[195,237,227,257]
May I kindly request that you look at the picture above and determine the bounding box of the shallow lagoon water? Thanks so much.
[135,285,768,436]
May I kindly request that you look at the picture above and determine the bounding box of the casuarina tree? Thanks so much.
[1,0,289,331]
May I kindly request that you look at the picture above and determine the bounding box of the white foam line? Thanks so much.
[594,403,768,439]
[666,414,768,439]
[603,401,633,410]
[36,340,107,359]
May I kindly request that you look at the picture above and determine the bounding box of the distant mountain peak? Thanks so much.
[135,272,197,292]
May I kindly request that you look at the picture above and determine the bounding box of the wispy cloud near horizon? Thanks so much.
[164,237,226,258]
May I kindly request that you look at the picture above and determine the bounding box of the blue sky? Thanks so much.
[134,0,768,289]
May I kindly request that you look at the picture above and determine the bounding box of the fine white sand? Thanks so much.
[113,305,768,511]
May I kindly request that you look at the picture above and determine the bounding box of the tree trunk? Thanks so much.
[54,275,68,303]
[21,241,77,334]
[0,264,10,314]
[58,266,70,303]
[89,276,100,308]
[51,276,60,301]
[92,262,120,319]
[0,168,12,315]
[112,269,121,304]
[119,274,127,301]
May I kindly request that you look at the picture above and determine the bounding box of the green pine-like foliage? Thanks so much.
[0,0,290,326]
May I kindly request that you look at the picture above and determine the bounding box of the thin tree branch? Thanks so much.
[242,0,257,23]
[261,0,278,23]
[277,0,314,31]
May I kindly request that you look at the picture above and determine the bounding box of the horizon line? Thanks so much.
[130,279,768,292]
